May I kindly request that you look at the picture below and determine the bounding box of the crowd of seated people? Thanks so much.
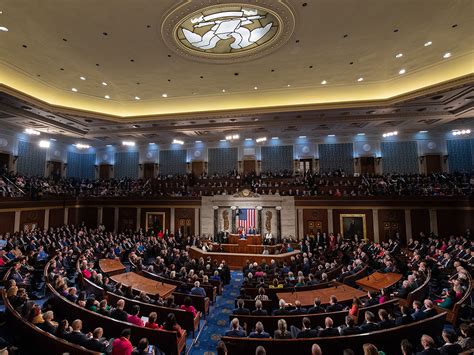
[1,169,472,199]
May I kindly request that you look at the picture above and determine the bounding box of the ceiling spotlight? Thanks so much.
[357,133,365,136]
[71,88,78,92]
[443,52,452,59]
[419,130,428,133]
[106,144,113,147]
[134,96,140,100]
[148,142,156,145]
[399,68,406,75]
[327,134,336,137]
[80,76,86,80]
[122,141,135,146]
[104,95,110,99]
[321,80,327,85]
[24,128,40,136]
[287,84,291,87]
[256,137,267,143]
[226,134,240,141]
[102,82,108,86]
[395,53,403,58]
[195,140,202,143]
[254,86,258,90]
[245,138,253,141]
[172,139,184,145]
[75,143,91,149]
[357,77,364,82]
[382,131,398,138]
[39,140,50,148]
[219,139,226,142]
[162,93,168,98]
[0,26,8,32]
[452,129,471,136]
[424,41,432,47]
[222,89,226,93]
[49,138,56,142]
[298,135,307,139]
[271,137,279,140]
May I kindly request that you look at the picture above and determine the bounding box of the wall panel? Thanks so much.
[0,212,15,234]
[261,146,293,173]
[208,147,238,175]
[49,208,65,228]
[319,143,354,174]
[377,209,406,244]
[20,210,45,231]
[332,209,374,241]
[67,152,96,179]
[302,209,328,236]
[159,150,186,175]
[118,207,137,231]
[17,140,46,176]
[446,139,474,173]
[437,209,472,237]
[114,152,139,178]
[410,209,431,239]
[381,141,418,173]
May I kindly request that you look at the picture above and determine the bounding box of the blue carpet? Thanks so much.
[188,271,242,355]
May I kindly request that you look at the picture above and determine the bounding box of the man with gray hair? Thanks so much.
[273,299,289,316]
[224,318,246,337]
[249,321,271,338]
[191,280,206,297]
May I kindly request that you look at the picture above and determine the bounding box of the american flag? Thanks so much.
[237,208,256,232]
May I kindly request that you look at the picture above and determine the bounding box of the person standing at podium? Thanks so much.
[248,226,256,235]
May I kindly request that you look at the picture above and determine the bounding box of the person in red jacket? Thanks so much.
[112,328,133,355]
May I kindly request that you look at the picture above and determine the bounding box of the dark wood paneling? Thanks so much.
[425,154,442,174]
[175,208,195,236]
[410,209,430,239]
[377,209,406,244]
[437,209,473,237]
[141,208,170,233]
[302,209,328,236]
[118,207,137,231]
[20,210,45,231]
[102,207,115,231]
[49,208,65,228]
[333,209,374,241]
[0,211,15,234]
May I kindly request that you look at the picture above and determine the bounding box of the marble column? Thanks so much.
[297,208,304,240]
[14,211,21,232]
[170,207,175,233]
[64,207,69,225]
[276,208,282,242]
[213,208,218,238]
[136,207,141,231]
[44,208,50,230]
[195,208,200,236]
[372,210,380,243]
[429,209,438,235]
[97,207,103,225]
[113,207,119,232]
[405,209,412,243]
[231,209,236,233]
[257,208,262,235]
[327,209,334,234]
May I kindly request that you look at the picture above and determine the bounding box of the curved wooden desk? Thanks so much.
[355,272,402,292]
[189,246,300,268]
[229,234,262,244]
[110,272,176,298]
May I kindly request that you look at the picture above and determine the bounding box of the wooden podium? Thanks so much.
[228,234,262,245]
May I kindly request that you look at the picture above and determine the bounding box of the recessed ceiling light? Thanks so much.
[321,80,327,85]
[50,139,57,142]
[71,88,78,92]
[357,77,364,82]
[104,95,110,99]
[357,133,365,136]
[173,139,184,145]
[245,138,253,141]
[298,135,307,139]
[222,89,226,93]
[80,76,86,80]
[443,52,452,59]
[148,142,156,145]
[395,53,403,58]
[399,68,406,75]
[134,96,140,100]
[39,140,50,148]
[424,41,432,47]
[328,134,336,137]
[254,86,258,90]
[219,139,226,142]
[272,137,279,140]
[287,84,291,87]
[419,130,428,133]
[0,26,8,32]
[162,93,168,98]
[106,144,113,147]
[122,141,135,146]
[195,140,202,143]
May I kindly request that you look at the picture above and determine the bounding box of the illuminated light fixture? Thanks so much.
[443,52,451,59]
[134,96,140,100]
[327,134,336,137]
[395,53,403,58]
[195,140,202,143]
[298,135,307,139]
[219,139,226,142]
[172,139,184,145]
[222,89,226,93]
[80,76,86,80]
[357,133,365,136]
[162,93,168,98]
[452,129,471,136]
[50,138,57,142]
[225,134,240,141]
[148,142,156,145]
[419,130,428,133]
[122,141,135,146]
[104,95,110,99]
[357,77,364,82]
[0,26,8,32]
[106,144,113,147]
[71,87,78,92]
[39,140,50,148]
[254,86,258,90]
[424,41,432,47]
[245,138,252,141]
[256,137,267,143]
[321,80,327,85]
[287,84,291,87]
[102,82,108,86]
[271,137,279,140]
[25,128,40,136]
[382,131,398,138]
[75,143,91,149]
[399,68,406,75]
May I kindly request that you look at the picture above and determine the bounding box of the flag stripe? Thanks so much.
[237,208,256,232]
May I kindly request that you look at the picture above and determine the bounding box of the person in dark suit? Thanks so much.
[66,319,91,347]
[416,334,441,355]
[326,295,343,312]
[251,300,268,316]
[224,318,246,337]
[423,299,438,318]
[307,297,325,314]
[291,317,318,338]
[438,330,462,355]
[377,309,395,329]
[396,306,415,326]
[110,299,128,322]
[363,291,379,308]
[395,280,411,299]
[339,316,360,335]
[318,317,340,337]
[289,300,307,315]
[272,299,289,316]
[358,311,380,332]
[86,327,109,353]
[38,311,57,334]
[248,321,271,339]
[412,301,428,321]
[232,299,250,315]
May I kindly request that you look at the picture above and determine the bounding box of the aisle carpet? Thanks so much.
[188,271,242,355]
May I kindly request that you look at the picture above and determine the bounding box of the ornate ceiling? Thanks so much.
[0,0,473,121]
